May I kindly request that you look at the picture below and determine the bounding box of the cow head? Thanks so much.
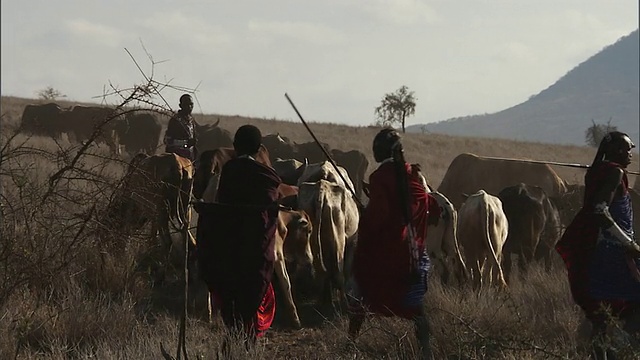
[192,149,221,201]
[283,210,315,278]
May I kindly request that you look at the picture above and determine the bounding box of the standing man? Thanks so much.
[556,131,640,358]
[347,128,441,360]
[164,94,197,162]
[196,125,281,348]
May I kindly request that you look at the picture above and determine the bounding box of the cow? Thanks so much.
[120,112,162,155]
[272,158,307,186]
[261,134,331,165]
[438,153,567,209]
[456,190,509,289]
[64,105,126,155]
[297,161,356,198]
[272,209,314,328]
[498,183,562,282]
[102,152,195,282]
[331,149,369,199]
[424,190,467,286]
[20,103,69,138]
[195,119,233,153]
[297,179,360,309]
[262,134,296,162]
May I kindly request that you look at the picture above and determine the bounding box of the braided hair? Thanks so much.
[587,131,631,177]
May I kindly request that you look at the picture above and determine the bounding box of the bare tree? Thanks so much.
[585,118,617,147]
[36,86,66,101]
[374,85,417,133]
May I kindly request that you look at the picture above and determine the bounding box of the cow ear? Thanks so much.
[212,119,220,127]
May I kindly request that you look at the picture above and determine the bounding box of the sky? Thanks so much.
[2,1,638,127]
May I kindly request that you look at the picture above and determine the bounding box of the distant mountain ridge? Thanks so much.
[408,30,639,146]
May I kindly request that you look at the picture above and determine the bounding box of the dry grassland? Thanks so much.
[1,95,639,359]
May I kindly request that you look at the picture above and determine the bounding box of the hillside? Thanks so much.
[409,30,640,146]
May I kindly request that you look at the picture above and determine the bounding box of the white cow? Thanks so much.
[456,190,509,289]
[297,161,356,197]
[297,179,359,307]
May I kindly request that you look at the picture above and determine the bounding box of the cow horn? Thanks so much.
[304,158,309,166]
[212,119,220,127]
[461,193,470,200]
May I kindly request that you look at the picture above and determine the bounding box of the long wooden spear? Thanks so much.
[479,155,640,175]
[284,93,365,208]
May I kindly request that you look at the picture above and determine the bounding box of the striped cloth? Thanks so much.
[589,191,640,301]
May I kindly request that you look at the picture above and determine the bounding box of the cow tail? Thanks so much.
[483,204,506,287]
[448,203,468,281]
[312,186,327,276]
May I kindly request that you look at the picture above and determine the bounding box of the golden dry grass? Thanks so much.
[1,95,639,359]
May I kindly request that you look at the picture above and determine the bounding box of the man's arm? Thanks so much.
[591,167,640,256]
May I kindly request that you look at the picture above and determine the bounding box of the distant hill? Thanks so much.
[408,30,639,146]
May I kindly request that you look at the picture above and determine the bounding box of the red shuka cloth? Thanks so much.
[353,162,440,319]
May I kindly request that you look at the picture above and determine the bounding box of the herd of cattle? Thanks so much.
[19,102,640,328]
[19,102,235,156]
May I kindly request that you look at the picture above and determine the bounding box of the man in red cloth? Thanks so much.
[556,131,640,358]
[348,128,441,360]
[195,124,281,345]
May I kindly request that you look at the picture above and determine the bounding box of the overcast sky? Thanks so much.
[2,1,638,127]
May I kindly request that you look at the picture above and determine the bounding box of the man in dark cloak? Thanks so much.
[195,124,281,342]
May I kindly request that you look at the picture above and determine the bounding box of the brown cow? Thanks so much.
[272,158,307,185]
[102,153,195,288]
[105,152,194,246]
[195,119,233,153]
[273,209,314,328]
[20,103,70,138]
[438,153,567,209]
[331,149,369,199]
[64,105,126,154]
[498,183,562,282]
[120,112,162,155]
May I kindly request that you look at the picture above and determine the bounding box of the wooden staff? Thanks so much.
[284,93,365,208]
[480,155,640,175]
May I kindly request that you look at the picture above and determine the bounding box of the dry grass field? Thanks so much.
[1,94,639,360]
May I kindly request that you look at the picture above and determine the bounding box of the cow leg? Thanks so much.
[274,258,302,329]
[534,242,553,272]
